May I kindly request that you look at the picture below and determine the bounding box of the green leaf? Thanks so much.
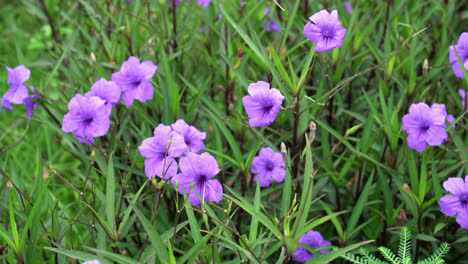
[106,154,116,233]
[305,240,374,264]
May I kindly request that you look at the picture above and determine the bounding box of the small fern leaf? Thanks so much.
[360,248,387,264]
[379,247,399,264]
[417,242,450,264]
[342,253,369,264]
[398,227,411,261]
[401,257,413,264]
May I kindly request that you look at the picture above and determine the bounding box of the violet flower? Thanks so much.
[138,124,187,180]
[23,87,41,125]
[459,89,466,108]
[171,152,223,206]
[82,260,100,264]
[343,2,353,14]
[85,78,121,114]
[1,97,12,111]
[262,6,280,34]
[438,176,468,229]
[402,102,452,152]
[111,56,157,107]
[292,230,331,262]
[251,147,285,187]
[303,10,347,52]
[62,94,110,144]
[242,81,284,127]
[449,32,468,78]
[171,119,206,154]
[197,0,210,8]
[3,65,30,104]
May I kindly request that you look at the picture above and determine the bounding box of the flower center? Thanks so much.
[265,161,274,172]
[421,125,430,132]
[263,104,273,114]
[83,117,93,127]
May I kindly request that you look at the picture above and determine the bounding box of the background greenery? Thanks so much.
[0,0,467,263]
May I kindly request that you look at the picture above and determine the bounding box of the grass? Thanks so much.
[0,0,467,263]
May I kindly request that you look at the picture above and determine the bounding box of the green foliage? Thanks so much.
[342,227,451,264]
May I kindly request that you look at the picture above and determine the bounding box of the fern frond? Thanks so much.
[379,247,399,264]
[360,248,388,264]
[342,253,370,264]
[401,257,413,264]
[398,227,411,261]
[417,242,450,264]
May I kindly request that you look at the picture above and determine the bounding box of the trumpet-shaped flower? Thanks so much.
[449,32,468,78]
[111,56,157,107]
[292,230,331,262]
[251,147,285,187]
[62,94,110,144]
[242,81,284,127]
[171,119,206,154]
[85,78,121,114]
[171,152,223,205]
[303,10,347,52]
[139,124,187,179]
[3,65,30,104]
[438,176,468,229]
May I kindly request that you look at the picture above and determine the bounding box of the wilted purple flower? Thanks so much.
[62,94,110,144]
[24,87,41,125]
[438,176,468,229]
[292,230,331,262]
[171,152,222,205]
[449,32,468,78]
[303,10,347,53]
[197,0,210,8]
[82,260,100,264]
[402,103,450,152]
[242,81,284,127]
[111,56,157,107]
[171,119,206,154]
[459,89,466,108]
[343,2,353,14]
[263,20,280,33]
[85,78,121,114]
[3,65,30,104]
[139,124,187,179]
[240,1,246,8]
[251,147,285,187]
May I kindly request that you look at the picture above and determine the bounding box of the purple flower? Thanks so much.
[251,147,285,187]
[1,97,12,111]
[62,94,110,144]
[85,78,121,114]
[171,119,206,154]
[111,56,157,107]
[24,87,41,125]
[292,230,331,262]
[449,32,468,78]
[402,103,451,152]
[264,6,270,16]
[438,176,468,229]
[82,260,100,264]
[459,89,466,108]
[242,81,284,127]
[3,65,30,104]
[217,13,222,20]
[138,124,187,180]
[343,2,353,14]
[240,1,246,8]
[303,10,347,53]
[197,0,210,8]
[263,20,280,33]
[171,152,223,205]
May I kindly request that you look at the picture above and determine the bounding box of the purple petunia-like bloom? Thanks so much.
[402,102,453,152]
[85,78,121,114]
[171,152,223,205]
[459,89,466,108]
[343,2,353,14]
[62,94,110,144]
[139,124,187,180]
[292,230,331,262]
[82,260,100,264]
[3,65,30,104]
[197,0,210,8]
[111,56,157,107]
[1,96,12,111]
[251,147,285,187]
[262,6,280,34]
[438,176,468,229]
[449,32,468,78]
[304,10,347,53]
[242,81,284,127]
[171,119,206,154]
